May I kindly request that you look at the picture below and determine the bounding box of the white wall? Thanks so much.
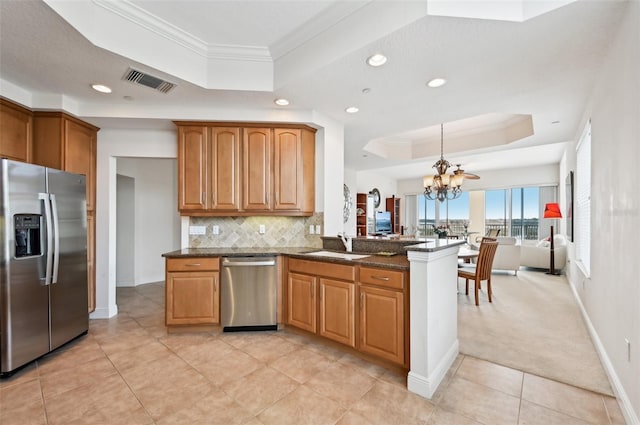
[117,158,181,285]
[115,174,135,287]
[564,2,639,423]
[356,170,399,203]
[93,128,177,318]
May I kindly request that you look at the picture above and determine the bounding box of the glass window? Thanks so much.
[418,195,436,236]
[485,189,507,236]
[445,192,469,236]
[511,187,540,240]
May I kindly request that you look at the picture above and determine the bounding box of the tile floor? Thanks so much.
[0,281,627,425]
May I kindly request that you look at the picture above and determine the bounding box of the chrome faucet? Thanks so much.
[338,233,353,252]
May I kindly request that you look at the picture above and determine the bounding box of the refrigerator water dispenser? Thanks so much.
[14,214,42,258]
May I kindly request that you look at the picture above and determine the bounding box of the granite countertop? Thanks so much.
[162,247,313,258]
[163,247,410,270]
[404,238,466,252]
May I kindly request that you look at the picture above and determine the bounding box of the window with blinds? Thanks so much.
[575,121,591,276]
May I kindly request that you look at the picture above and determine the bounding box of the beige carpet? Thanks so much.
[457,269,613,396]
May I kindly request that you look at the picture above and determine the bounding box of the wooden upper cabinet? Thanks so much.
[174,122,315,216]
[273,128,315,213]
[242,127,271,210]
[64,120,97,211]
[178,126,207,211]
[273,129,302,210]
[0,98,32,163]
[32,112,98,212]
[210,127,240,210]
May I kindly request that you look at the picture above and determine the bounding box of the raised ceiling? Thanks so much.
[0,0,629,180]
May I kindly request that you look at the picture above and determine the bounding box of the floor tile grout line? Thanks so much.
[101,349,157,425]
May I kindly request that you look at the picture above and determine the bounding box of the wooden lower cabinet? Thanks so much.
[286,258,406,365]
[287,258,356,347]
[319,278,355,347]
[358,265,407,365]
[165,257,220,326]
[358,285,404,364]
[287,272,316,333]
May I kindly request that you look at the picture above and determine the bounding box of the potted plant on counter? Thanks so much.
[433,224,449,239]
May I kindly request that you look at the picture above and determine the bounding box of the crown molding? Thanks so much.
[94,0,271,62]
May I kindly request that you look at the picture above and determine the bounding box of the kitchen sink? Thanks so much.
[303,250,370,260]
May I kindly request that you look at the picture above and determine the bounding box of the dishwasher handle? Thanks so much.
[222,258,276,267]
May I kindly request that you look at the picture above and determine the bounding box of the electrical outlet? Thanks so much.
[259,224,266,234]
[625,338,631,362]
[189,225,206,235]
[309,225,315,234]
[212,225,219,235]
[315,224,321,235]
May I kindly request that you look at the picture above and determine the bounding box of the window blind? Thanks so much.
[575,122,591,276]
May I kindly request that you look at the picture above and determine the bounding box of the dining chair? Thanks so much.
[474,228,500,244]
[458,237,499,306]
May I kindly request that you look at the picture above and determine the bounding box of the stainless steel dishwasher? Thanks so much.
[221,256,277,332]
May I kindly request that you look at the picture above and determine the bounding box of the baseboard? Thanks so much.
[568,280,639,425]
[407,339,459,399]
[89,303,118,320]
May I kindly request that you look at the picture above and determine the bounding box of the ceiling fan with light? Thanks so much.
[423,124,480,202]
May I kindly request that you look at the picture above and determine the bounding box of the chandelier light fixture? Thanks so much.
[423,124,479,202]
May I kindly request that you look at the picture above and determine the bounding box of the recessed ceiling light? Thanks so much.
[91,84,112,93]
[362,88,371,94]
[427,78,447,88]
[366,54,387,67]
[551,120,560,124]
[274,98,290,106]
[345,106,359,114]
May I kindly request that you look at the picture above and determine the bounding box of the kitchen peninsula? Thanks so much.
[162,236,464,400]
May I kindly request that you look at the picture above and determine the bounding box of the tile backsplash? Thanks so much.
[189,213,324,248]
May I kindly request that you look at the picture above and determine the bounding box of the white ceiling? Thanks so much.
[0,0,629,181]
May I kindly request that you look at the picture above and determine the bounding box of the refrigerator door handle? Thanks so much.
[38,192,53,285]
[50,194,60,284]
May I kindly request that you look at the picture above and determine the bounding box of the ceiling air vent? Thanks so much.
[122,68,175,93]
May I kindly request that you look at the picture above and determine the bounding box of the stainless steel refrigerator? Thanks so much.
[1,159,88,376]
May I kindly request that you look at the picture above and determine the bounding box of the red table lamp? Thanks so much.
[543,203,562,275]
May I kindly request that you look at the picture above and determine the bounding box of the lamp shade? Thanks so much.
[543,202,562,219]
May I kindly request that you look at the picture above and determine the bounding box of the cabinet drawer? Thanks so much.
[288,258,355,282]
[166,257,219,272]
[359,266,404,290]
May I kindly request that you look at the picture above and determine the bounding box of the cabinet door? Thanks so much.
[242,127,271,210]
[273,129,302,210]
[0,99,32,162]
[209,127,240,210]
[319,278,355,347]
[87,212,95,313]
[166,271,219,325]
[64,119,96,211]
[287,272,316,333]
[178,126,207,211]
[359,285,404,364]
